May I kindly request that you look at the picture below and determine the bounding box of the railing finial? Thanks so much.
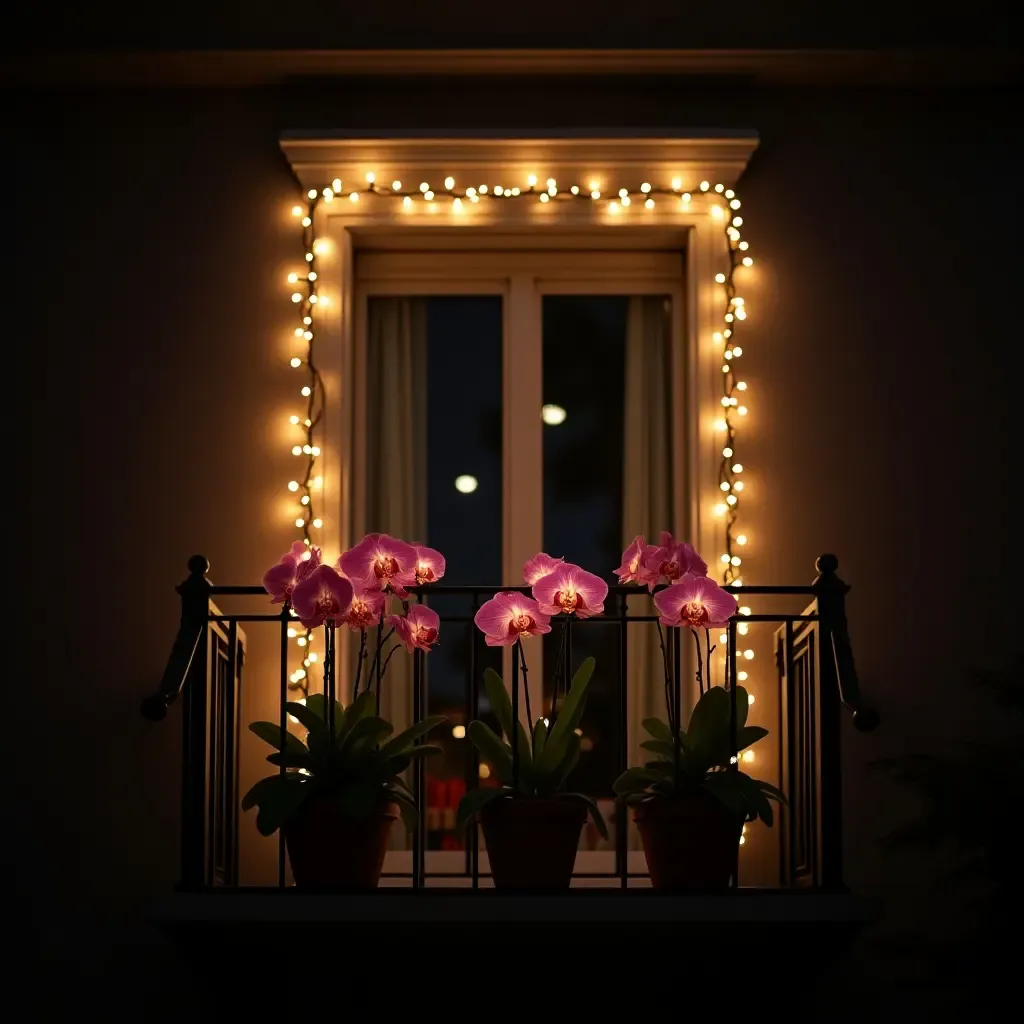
[187,554,210,577]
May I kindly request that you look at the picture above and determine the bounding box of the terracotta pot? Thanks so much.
[634,793,742,890]
[284,798,399,889]
[480,796,586,889]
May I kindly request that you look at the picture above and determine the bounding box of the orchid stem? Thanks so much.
[353,629,367,700]
[378,643,401,689]
[655,621,675,735]
[691,628,704,697]
[518,639,533,732]
[705,629,716,692]
[366,625,394,683]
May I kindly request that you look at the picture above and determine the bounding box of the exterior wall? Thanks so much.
[18,79,1016,985]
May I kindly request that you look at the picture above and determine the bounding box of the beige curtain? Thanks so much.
[365,297,427,744]
[623,297,675,806]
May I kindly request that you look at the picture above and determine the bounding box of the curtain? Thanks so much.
[622,297,675,820]
[365,297,428,744]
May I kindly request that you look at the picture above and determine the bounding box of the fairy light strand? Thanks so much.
[282,171,756,700]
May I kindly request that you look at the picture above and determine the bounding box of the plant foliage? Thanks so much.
[456,657,608,838]
[613,684,784,826]
[242,690,446,836]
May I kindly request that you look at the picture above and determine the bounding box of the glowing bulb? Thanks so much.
[403,196,412,209]
[713,503,727,516]
[714,419,727,431]
[391,180,402,190]
[453,198,463,212]
[304,252,313,262]
[478,185,488,194]
[452,725,466,739]
[742,750,754,762]
[736,381,747,391]
[733,480,744,491]
[494,186,504,196]
[312,518,322,528]
[287,628,297,638]
[681,192,691,202]
[671,177,682,190]
[363,172,375,185]
[609,202,620,213]
[738,406,748,416]
[349,192,359,202]
[420,182,429,193]
[546,178,556,189]
[301,386,311,397]
[747,693,755,704]
[591,190,601,199]
[290,292,302,303]
[726,494,737,505]
[540,193,550,203]
[478,763,491,779]
[739,835,746,845]
[301,216,311,227]
[288,481,299,491]
[743,649,754,660]
[699,181,709,191]
[291,445,302,456]
[308,294,318,304]
[732,346,743,356]
[715,273,726,283]
[570,185,579,195]
[738,623,749,635]
[738,670,749,681]
[722,447,733,457]
[743,256,754,267]
[541,404,567,425]
[619,188,628,198]
[300,495,309,505]
[424,191,434,201]
[640,182,651,193]
[295,518,305,528]
[621,196,631,206]
[645,198,654,209]
[308,272,317,281]
[732,463,744,473]
[291,205,303,217]
[527,175,537,187]
[455,475,478,494]
[444,176,455,189]
[310,446,320,456]
[739,606,751,616]
[739,240,749,250]
[307,189,317,199]
[731,556,742,566]
[297,636,307,647]
[711,206,723,219]
[736,534,747,545]
[712,332,723,343]
[720,553,731,564]
[722,364,730,373]
[290,357,302,368]
[322,188,333,201]
[730,199,741,210]
[720,481,731,491]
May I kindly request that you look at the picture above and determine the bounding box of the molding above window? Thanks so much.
[280,133,760,198]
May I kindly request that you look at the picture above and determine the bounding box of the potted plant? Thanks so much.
[243,534,447,888]
[611,532,785,890]
[456,556,610,888]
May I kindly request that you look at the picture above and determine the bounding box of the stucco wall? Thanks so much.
[18,79,1017,997]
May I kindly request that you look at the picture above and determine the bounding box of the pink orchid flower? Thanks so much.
[388,605,441,653]
[639,531,708,591]
[411,544,446,586]
[340,533,419,598]
[523,552,564,586]
[615,534,648,584]
[474,593,552,647]
[653,572,737,630]
[532,562,609,619]
[291,564,354,629]
[342,587,387,632]
[262,541,322,604]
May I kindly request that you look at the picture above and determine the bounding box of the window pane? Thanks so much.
[423,296,503,851]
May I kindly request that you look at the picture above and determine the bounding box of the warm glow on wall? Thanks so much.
[281,169,758,706]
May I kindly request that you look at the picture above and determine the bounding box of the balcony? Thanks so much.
[142,553,878,979]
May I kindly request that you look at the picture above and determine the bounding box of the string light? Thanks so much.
[282,169,757,703]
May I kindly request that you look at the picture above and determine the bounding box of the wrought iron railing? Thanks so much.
[142,553,878,892]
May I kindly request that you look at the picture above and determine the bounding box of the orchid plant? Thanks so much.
[455,556,610,839]
[611,532,785,826]
[241,534,447,836]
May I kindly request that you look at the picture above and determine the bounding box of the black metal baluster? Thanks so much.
[511,640,520,790]
[617,591,629,888]
[728,617,739,889]
[467,592,480,887]
[278,608,289,889]
[413,643,425,889]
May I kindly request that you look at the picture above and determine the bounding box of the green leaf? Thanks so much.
[642,718,672,742]
[249,721,307,754]
[404,744,444,759]
[266,751,315,770]
[702,771,749,820]
[612,767,663,796]
[455,786,510,832]
[533,718,549,760]
[466,721,514,786]
[338,690,377,739]
[483,667,514,742]
[284,701,328,739]
[756,779,788,804]
[537,657,595,775]
[547,733,582,794]
[640,739,677,759]
[338,715,393,759]
[252,776,311,836]
[303,693,347,735]
[386,783,419,831]
[241,774,285,811]
[380,715,447,759]
[558,792,609,840]
[736,725,768,751]
[482,667,533,781]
